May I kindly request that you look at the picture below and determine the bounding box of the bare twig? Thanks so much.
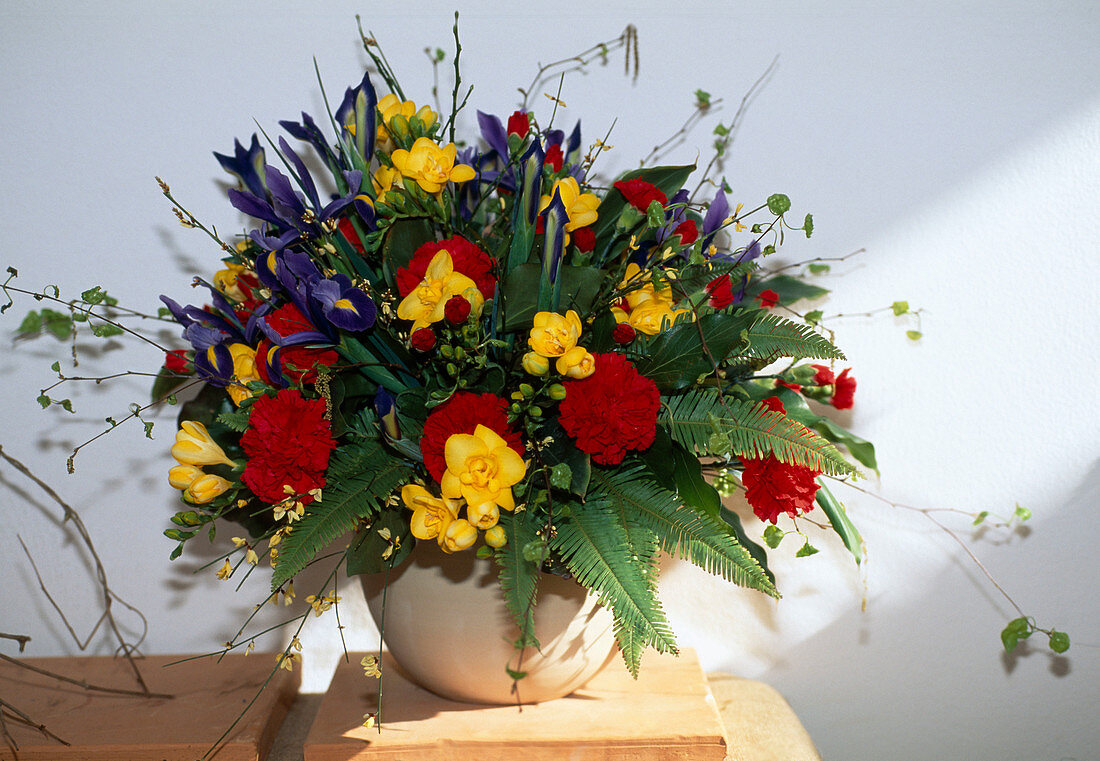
[0,653,170,699]
[519,26,637,109]
[0,634,30,652]
[0,699,71,747]
[0,446,153,694]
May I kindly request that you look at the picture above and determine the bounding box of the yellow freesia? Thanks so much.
[390,137,475,194]
[521,351,550,376]
[376,93,438,150]
[402,484,461,542]
[624,300,692,336]
[227,343,261,407]
[396,251,484,331]
[171,421,236,468]
[185,474,232,504]
[555,346,595,379]
[466,500,500,530]
[440,518,478,554]
[528,310,582,358]
[484,524,507,548]
[212,262,251,302]
[168,464,204,490]
[371,164,402,205]
[539,177,600,233]
[614,263,692,335]
[440,425,526,513]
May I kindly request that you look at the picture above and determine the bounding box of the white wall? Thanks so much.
[1,2,1097,759]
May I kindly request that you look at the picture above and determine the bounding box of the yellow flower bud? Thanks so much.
[171,421,236,468]
[484,524,507,548]
[439,518,477,553]
[554,346,595,379]
[528,310,582,358]
[521,351,550,376]
[185,474,233,504]
[466,500,500,530]
[168,464,204,490]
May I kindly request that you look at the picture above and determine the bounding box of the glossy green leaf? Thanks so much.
[815,481,863,565]
[766,194,791,215]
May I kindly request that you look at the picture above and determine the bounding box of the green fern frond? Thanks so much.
[550,501,678,677]
[742,311,844,362]
[661,390,856,475]
[591,468,778,597]
[270,439,407,590]
[496,510,541,649]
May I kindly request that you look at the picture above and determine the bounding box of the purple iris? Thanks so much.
[214,135,267,198]
[310,276,377,332]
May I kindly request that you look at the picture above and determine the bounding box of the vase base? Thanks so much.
[304,648,727,761]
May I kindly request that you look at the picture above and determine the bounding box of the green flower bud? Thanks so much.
[548,384,567,401]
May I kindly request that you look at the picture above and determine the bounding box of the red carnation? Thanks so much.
[558,353,660,465]
[612,322,636,345]
[419,392,524,483]
[614,179,667,212]
[810,364,835,385]
[444,295,471,325]
[706,274,734,309]
[164,349,190,374]
[410,327,436,352]
[761,396,785,414]
[756,289,779,309]
[241,389,336,505]
[544,144,564,173]
[572,226,596,253]
[256,303,339,385]
[672,219,698,245]
[740,456,821,525]
[831,368,857,410]
[396,236,497,302]
[507,110,530,138]
[337,217,365,253]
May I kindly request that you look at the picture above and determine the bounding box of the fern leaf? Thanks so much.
[662,390,855,475]
[496,510,542,649]
[590,468,777,597]
[551,500,677,677]
[742,311,844,362]
[270,439,406,590]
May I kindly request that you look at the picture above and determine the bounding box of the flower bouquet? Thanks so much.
[147,27,879,687]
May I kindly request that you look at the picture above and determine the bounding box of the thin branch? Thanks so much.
[0,653,171,699]
[0,633,31,652]
[0,445,153,695]
[0,699,70,747]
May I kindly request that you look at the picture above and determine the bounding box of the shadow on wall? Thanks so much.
[761,459,1100,761]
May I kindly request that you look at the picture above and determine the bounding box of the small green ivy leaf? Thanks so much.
[1048,630,1070,654]
[891,301,909,316]
[803,213,814,238]
[36,395,50,409]
[143,421,155,439]
[694,88,712,107]
[476,545,493,560]
[804,310,823,326]
[505,667,528,681]
[1001,628,1019,652]
[81,286,107,305]
[549,463,573,490]
[767,194,791,215]
[1014,504,1032,522]
[906,330,922,341]
[59,399,74,413]
[763,524,784,549]
[713,121,729,137]
[50,360,61,373]
[972,510,989,526]
[90,322,124,338]
[795,541,819,557]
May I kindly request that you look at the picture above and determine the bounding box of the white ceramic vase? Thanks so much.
[361,539,618,704]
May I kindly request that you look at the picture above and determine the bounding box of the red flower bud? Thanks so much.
[544,144,564,173]
[775,379,802,393]
[612,322,636,345]
[761,396,786,414]
[672,219,698,245]
[410,328,436,352]
[810,364,835,385]
[756,289,779,309]
[444,295,471,325]
[830,368,857,410]
[705,274,734,309]
[613,179,668,211]
[507,110,530,138]
[572,226,596,253]
[164,349,191,374]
